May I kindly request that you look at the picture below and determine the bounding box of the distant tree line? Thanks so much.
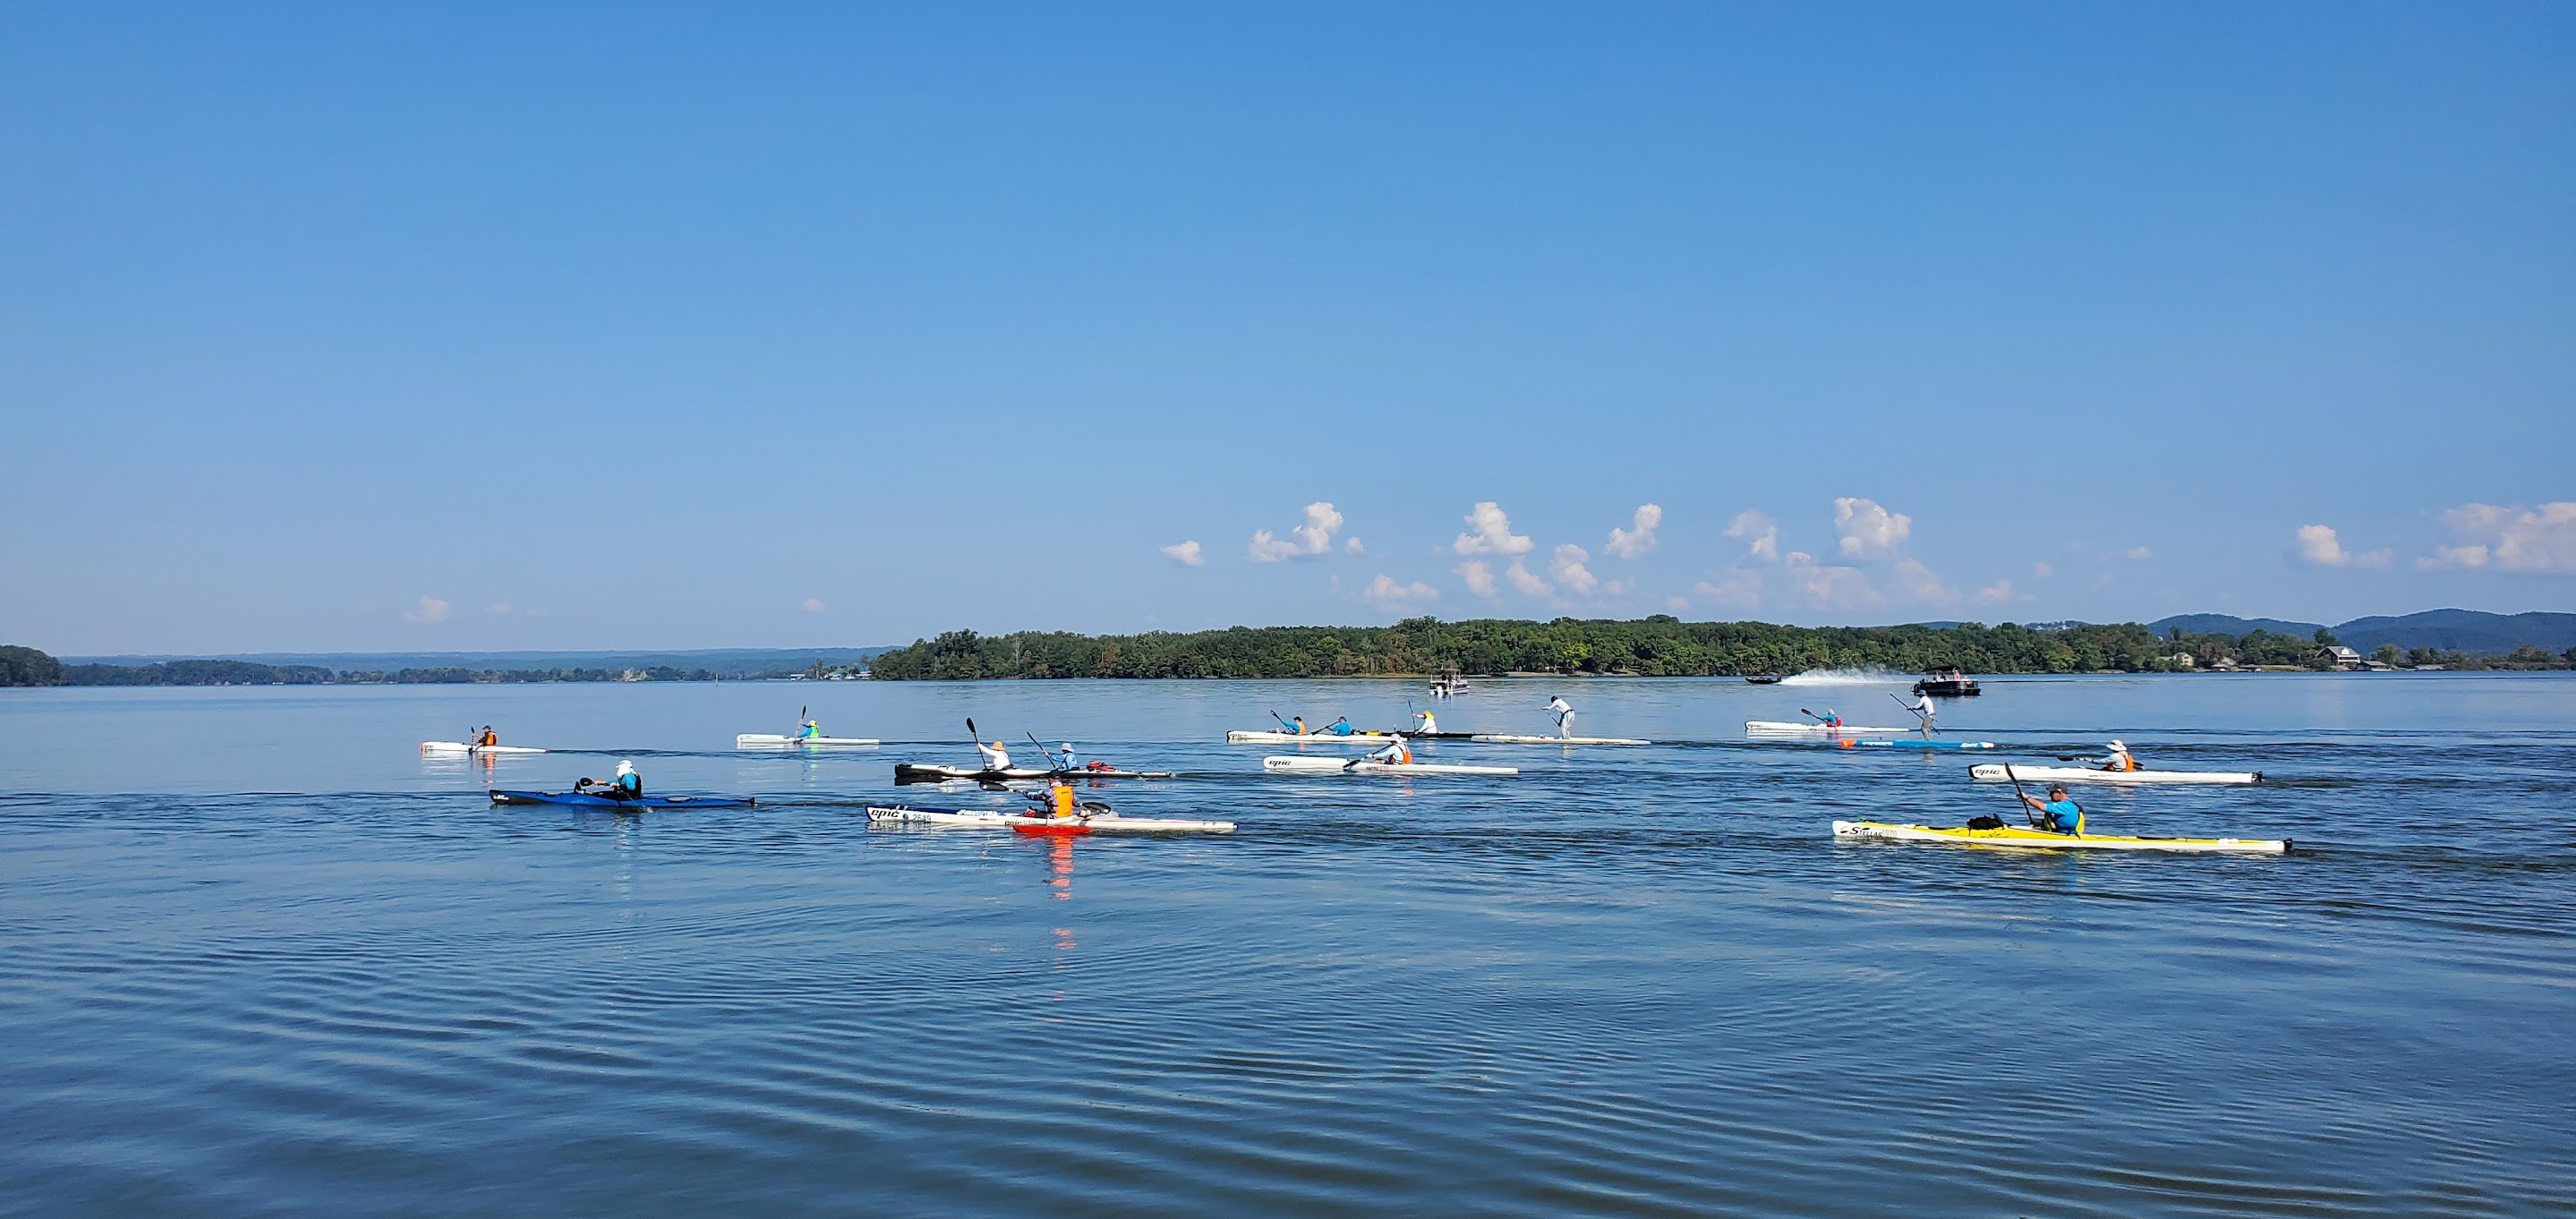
[2162,627,2576,672]
[0,646,754,686]
[868,617,2576,680]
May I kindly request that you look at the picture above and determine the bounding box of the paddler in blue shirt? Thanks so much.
[1325,715,1355,736]
[610,759,643,802]
[1818,709,1843,729]
[796,719,821,740]
[1286,715,1310,737]
[2020,783,2083,835]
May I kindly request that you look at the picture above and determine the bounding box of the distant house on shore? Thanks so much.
[2319,644,2365,670]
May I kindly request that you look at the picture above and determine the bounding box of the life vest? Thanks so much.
[1049,784,1077,817]
[478,729,497,746]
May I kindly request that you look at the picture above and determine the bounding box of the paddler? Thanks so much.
[475,726,498,747]
[796,719,822,740]
[1413,708,1438,735]
[609,759,644,802]
[1907,694,1937,737]
[2020,782,2084,835]
[976,737,1012,774]
[1548,695,1575,738]
[1286,715,1310,737]
[1057,743,1079,771]
[1365,735,1412,766]
[1028,774,1081,820]
[2101,740,2138,772]
[1817,709,1843,729]
[1324,715,1355,737]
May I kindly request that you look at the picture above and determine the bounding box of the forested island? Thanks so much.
[864,617,2576,680]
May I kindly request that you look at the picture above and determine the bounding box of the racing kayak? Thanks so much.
[866,805,1234,833]
[490,789,755,809]
[1227,729,1648,746]
[1227,729,1403,745]
[1839,738,1997,751]
[1969,763,2262,786]
[1832,819,2288,854]
[422,741,548,754]
[1744,721,1909,737]
[1260,755,1519,776]
[737,733,879,747]
[894,763,1173,783]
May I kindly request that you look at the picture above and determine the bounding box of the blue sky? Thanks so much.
[4,3,2571,653]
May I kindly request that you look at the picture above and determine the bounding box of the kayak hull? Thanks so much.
[1832,820,2288,854]
[1970,764,2262,786]
[894,763,1173,783]
[1842,739,1998,751]
[1227,729,1646,746]
[1744,721,1910,737]
[422,742,548,754]
[866,805,1234,833]
[490,789,754,809]
[737,734,879,747]
[1260,756,1519,776]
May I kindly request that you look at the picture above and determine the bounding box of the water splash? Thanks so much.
[1778,667,1914,686]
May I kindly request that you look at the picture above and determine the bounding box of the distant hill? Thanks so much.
[2145,610,2576,654]
[61,646,891,677]
[2145,614,2328,638]
[2329,610,2576,655]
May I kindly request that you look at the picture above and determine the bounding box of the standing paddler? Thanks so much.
[1547,695,1575,739]
[1898,692,1937,737]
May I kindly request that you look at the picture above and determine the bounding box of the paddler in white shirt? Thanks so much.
[1548,695,1575,738]
[1413,708,1438,735]
[1908,694,1937,737]
[1365,736,1412,766]
[976,737,1012,774]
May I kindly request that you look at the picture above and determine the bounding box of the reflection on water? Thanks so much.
[0,675,2571,1216]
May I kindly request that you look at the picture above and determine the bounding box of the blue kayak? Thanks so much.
[1844,739,1998,751]
[489,789,755,809]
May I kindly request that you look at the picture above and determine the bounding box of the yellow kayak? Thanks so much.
[1831,819,2290,854]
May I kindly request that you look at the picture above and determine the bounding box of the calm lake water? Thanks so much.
[3,674,2571,1216]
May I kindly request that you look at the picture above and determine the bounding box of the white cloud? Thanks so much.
[1453,501,1535,556]
[2418,544,2489,571]
[1250,502,1345,562]
[1344,537,1364,554]
[1787,551,1883,610]
[2125,547,2152,560]
[2033,560,2054,578]
[1725,510,1779,562]
[1549,544,1599,596]
[1692,570,1762,610]
[1832,497,1912,561]
[1455,560,1498,597]
[488,603,512,615]
[1889,558,1958,604]
[1506,558,1551,595]
[1973,579,2017,604]
[802,598,827,613]
[401,595,451,624]
[2423,501,2576,573]
[2293,524,2390,568]
[1361,575,1439,607]
[1606,504,1662,559]
[1160,540,1206,567]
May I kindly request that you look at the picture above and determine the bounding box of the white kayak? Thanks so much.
[1227,729,1647,746]
[866,805,1234,833]
[1832,820,2289,854]
[1970,763,2262,786]
[1745,720,1911,737]
[737,733,880,747]
[1463,734,1651,746]
[1260,755,1519,776]
[421,741,547,754]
